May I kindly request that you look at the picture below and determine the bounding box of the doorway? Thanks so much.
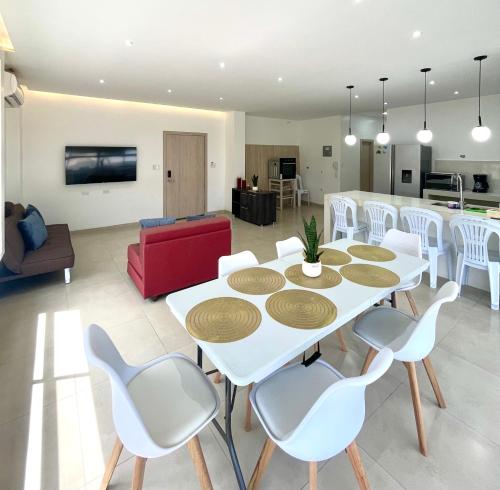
[163,131,207,218]
[359,139,374,192]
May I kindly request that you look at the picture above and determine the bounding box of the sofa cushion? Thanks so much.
[5,201,14,218]
[18,211,48,250]
[20,224,74,276]
[26,204,46,224]
[2,210,26,273]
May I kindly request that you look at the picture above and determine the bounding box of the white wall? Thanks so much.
[5,106,22,202]
[225,111,246,209]
[245,115,299,145]
[0,56,4,259]
[14,90,227,230]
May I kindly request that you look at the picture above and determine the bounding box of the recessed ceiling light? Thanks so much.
[125,40,134,47]
[454,90,459,95]
[412,30,422,39]
[277,77,283,82]
[219,61,225,69]
[429,80,435,85]
[219,97,224,101]
[99,79,105,84]
[167,89,172,93]
[354,94,359,99]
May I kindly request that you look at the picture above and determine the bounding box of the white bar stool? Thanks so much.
[353,282,459,456]
[363,201,398,245]
[84,324,219,490]
[400,207,452,288]
[248,349,394,490]
[330,196,367,242]
[450,215,500,310]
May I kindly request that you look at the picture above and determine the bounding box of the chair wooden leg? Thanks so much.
[214,372,222,384]
[346,441,370,490]
[248,438,277,490]
[309,461,318,490]
[131,456,147,490]
[360,347,377,375]
[422,357,446,408]
[404,361,428,456]
[99,437,123,490]
[245,383,254,432]
[187,435,213,490]
[404,291,419,317]
[336,329,348,352]
[391,291,398,309]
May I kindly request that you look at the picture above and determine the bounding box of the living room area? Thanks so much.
[2,2,500,490]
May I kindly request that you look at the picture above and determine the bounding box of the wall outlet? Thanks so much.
[103,189,110,194]
[210,161,216,168]
[152,164,160,170]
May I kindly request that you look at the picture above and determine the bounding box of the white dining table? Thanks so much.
[166,238,429,489]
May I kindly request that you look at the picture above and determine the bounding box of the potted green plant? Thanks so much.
[298,216,323,277]
[251,174,259,191]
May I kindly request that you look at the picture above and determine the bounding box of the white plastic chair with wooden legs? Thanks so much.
[353,282,459,456]
[381,229,423,316]
[248,349,394,490]
[330,196,367,241]
[217,250,259,431]
[83,324,219,490]
[275,237,347,352]
[450,215,500,310]
[363,201,398,245]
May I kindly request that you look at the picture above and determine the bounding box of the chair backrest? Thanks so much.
[363,201,398,243]
[218,250,259,278]
[400,207,444,251]
[450,215,500,267]
[381,229,422,287]
[330,196,359,232]
[296,174,304,191]
[282,348,394,462]
[276,236,303,259]
[390,281,459,361]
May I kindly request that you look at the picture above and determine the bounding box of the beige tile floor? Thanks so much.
[1,205,499,489]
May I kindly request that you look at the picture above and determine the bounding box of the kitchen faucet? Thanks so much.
[452,173,464,210]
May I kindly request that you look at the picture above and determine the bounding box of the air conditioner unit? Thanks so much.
[3,71,24,107]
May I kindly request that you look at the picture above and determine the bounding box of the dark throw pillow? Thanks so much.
[17,212,48,250]
[26,204,45,224]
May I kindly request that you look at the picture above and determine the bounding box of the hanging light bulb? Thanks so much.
[416,68,433,143]
[376,77,390,145]
[471,55,491,142]
[344,85,357,146]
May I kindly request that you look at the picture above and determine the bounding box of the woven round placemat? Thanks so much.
[319,248,352,266]
[347,245,396,262]
[340,263,400,288]
[186,297,261,343]
[284,264,342,289]
[266,289,337,329]
[227,267,286,295]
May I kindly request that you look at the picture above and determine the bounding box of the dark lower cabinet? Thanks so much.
[232,188,276,226]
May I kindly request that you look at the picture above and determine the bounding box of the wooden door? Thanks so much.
[360,140,374,192]
[164,132,207,218]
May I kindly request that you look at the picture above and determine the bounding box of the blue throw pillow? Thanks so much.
[186,213,216,221]
[18,212,48,250]
[139,217,176,228]
[26,204,45,224]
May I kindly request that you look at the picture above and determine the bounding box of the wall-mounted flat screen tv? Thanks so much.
[65,146,137,185]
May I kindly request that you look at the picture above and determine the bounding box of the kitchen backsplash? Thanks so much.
[433,160,500,193]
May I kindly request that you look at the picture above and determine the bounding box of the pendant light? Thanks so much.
[376,77,390,145]
[344,85,357,146]
[417,68,433,143]
[471,55,491,142]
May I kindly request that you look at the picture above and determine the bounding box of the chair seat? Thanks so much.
[127,356,218,449]
[353,307,416,352]
[252,360,343,441]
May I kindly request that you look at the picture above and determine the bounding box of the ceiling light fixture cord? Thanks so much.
[478,57,482,126]
[349,87,352,134]
[382,79,386,132]
[424,70,427,129]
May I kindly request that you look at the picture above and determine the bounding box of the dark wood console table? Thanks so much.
[232,188,276,226]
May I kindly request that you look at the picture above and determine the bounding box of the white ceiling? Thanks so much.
[2,0,500,119]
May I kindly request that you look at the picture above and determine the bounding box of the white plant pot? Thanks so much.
[302,260,322,278]
[252,186,258,191]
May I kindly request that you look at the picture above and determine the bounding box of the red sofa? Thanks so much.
[127,216,231,299]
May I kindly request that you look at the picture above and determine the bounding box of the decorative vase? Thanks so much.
[302,260,321,278]
[252,186,258,191]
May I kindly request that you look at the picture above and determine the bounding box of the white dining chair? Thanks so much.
[381,229,423,316]
[275,237,348,353]
[450,215,500,310]
[400,207,452,289]
[296,174,310,207]
[217,250,259,431]
[330,196,367,242]
[353,281,459,456]
[248,348,394,490]
[363,201,398,245]
[84,324,219,490]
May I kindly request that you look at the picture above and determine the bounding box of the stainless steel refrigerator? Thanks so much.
[372,144,432,198]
